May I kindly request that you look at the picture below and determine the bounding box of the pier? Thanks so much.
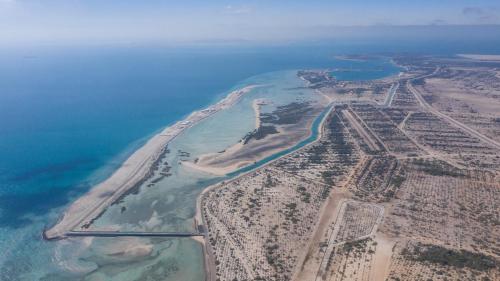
[43,228,205,240]
[64,230,204,238]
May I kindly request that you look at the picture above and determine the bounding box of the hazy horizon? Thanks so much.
[1,2,500,281]
[1,0,500,46]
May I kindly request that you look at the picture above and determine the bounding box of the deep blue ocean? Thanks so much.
[0,45,399,230]
[1,40,499,279]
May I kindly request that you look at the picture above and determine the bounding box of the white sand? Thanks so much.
[252,98,269,129]
[457,54,500,61]
[181,155,251,176]
[182,98,269,176]
[44,85,257,239]
[370,234,396,281]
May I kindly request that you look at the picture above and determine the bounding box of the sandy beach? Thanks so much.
[182,98,270,176]
[193,103,334,223]
[183,96,329,176]
[44,85,257,240]
[457,54,500,61]
[194,103,335,281]
[252,98,268,128]
[181,151,251,176]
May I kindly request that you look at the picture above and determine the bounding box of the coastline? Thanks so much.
[183,96,328,177]
[44,85,258,240]
[180,98,265,176]
[181,154,250,176]
[457,54,500,61]
[194,103,334,281]
[252,98,265,129]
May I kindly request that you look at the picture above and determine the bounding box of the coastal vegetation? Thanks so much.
[44,54,500,281]
[242,125,279,144]
[259,102,312,125]
[201,105,362,280]
[402,243,498,271]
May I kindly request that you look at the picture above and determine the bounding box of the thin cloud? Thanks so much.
[462,6,499,23]
[463,7,484,16]
[223,5,253,15]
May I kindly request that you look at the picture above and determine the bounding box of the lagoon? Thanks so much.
[0,46,400,280]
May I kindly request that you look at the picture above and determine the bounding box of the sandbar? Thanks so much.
[44,85,257,240]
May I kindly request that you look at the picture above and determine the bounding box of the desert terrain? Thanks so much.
[200,55,500,281]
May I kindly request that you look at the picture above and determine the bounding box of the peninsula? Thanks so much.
[43,55,500,281]
[44,85,257,240]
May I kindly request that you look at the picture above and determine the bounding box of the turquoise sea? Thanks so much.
[0,42,497,280]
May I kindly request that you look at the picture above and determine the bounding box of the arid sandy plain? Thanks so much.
[46,54,499,281]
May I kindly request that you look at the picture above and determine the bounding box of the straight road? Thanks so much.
[407,81,500,150]
[64,231,204,238]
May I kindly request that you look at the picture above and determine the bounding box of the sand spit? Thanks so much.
[457,54,500,61]
[184,98,329,176]
[44,85,257,240]
[182,98,271,176]
[252,98,269,129]
[196,106,364,281]
[181,154,249,176]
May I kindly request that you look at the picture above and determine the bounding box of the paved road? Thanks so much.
[383,83,399,107]
[343,109,384,152]
[407,81,500,150]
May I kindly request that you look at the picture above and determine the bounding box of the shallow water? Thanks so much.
[227,102,332,177]
[0,46,400,280]
[81,70,324,280]
[76,67,402,280]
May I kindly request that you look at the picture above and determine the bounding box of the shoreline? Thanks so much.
[252,98,267,129]
[194,103,334,281]
[183,97,328,177]
[457,54,500,61]
[44,84,258,240]
[181,97,282,176]
[181,156,250,176]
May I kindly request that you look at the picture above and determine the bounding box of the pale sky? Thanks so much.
[1,0,499,45]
